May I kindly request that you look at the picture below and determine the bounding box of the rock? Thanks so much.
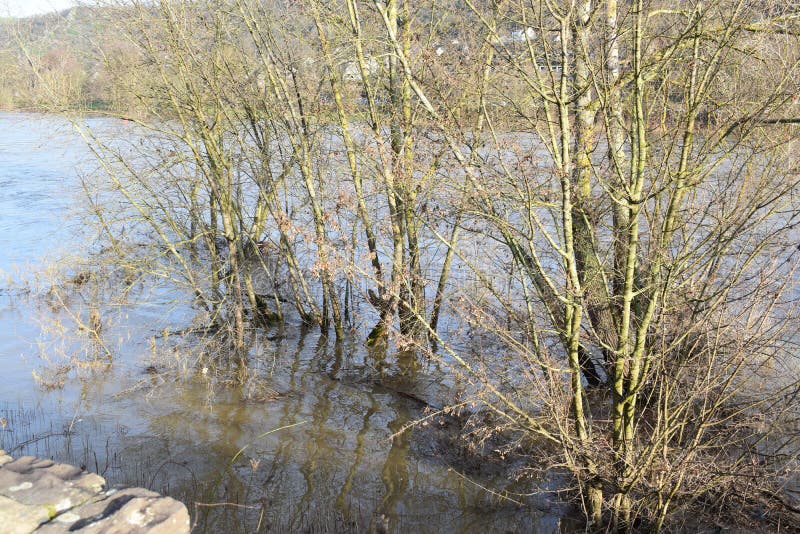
[34,487,190,534]
[0,495,49,534]
[0,452,189,534]
[0,456,104,512]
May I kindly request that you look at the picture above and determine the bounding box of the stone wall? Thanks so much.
[0,451,190,533]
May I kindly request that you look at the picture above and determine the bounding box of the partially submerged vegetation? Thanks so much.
[5,0,800,530]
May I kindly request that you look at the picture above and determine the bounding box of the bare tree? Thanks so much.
[26,0,800,530]
[398,0,800,528]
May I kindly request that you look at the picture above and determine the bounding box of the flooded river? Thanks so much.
[0,113,563,532]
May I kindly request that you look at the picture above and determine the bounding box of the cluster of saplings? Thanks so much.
[25,0,800,531]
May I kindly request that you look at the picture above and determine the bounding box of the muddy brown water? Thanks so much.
[0,113,567,532]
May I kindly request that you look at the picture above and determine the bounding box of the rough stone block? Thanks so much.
[0,455,189,534]
[34,488,190,533]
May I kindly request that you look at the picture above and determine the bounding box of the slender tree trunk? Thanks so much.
[571,0,616,386]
